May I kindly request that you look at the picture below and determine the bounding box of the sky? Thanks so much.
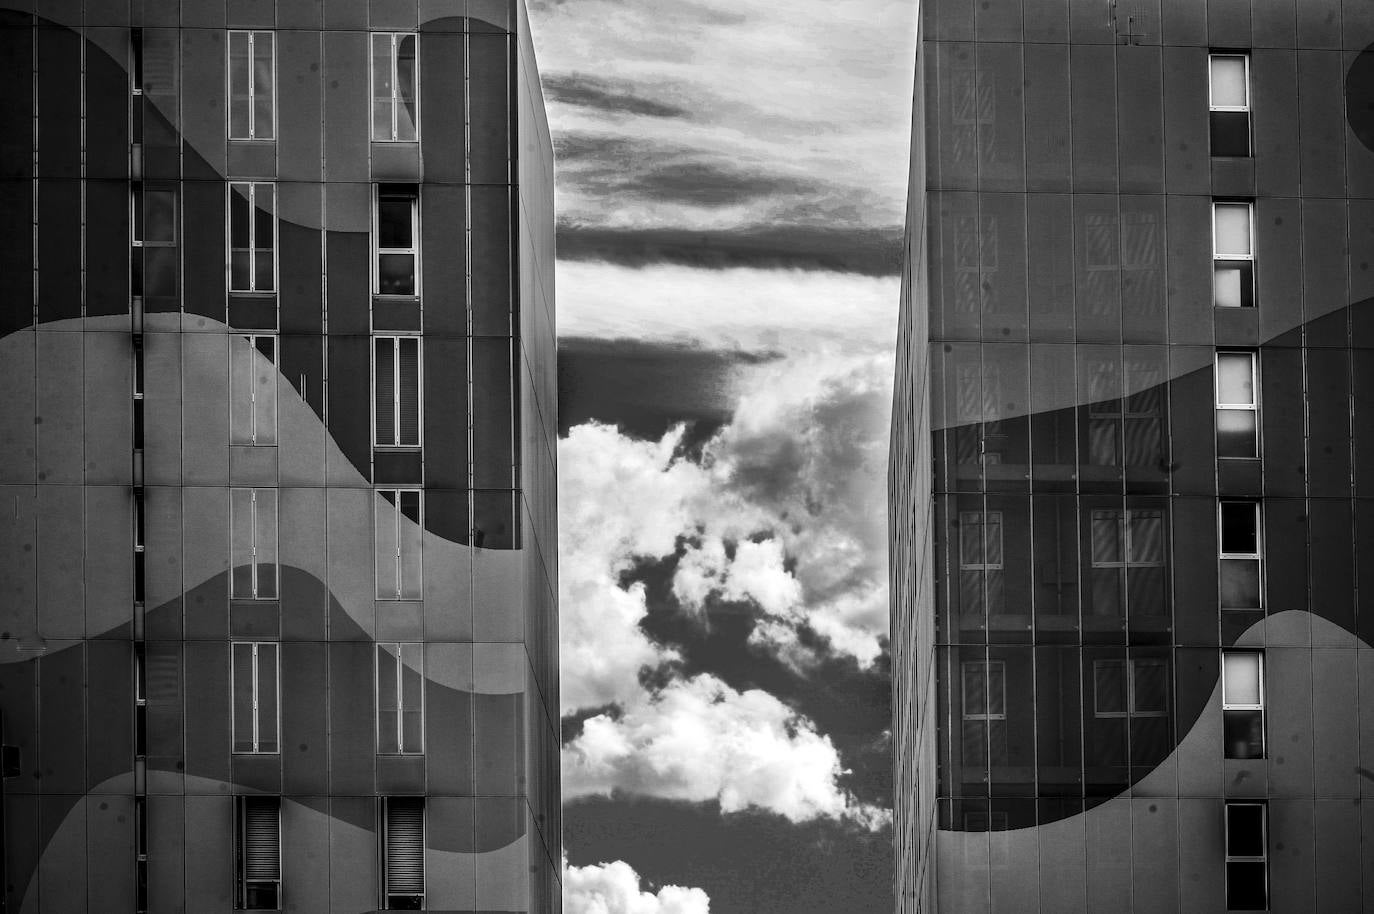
[525,1,919,910]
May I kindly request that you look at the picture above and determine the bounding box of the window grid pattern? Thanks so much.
[373,336,422,448]
[228,30,275,140]
[228,182,276,293]
[371,33,419,142]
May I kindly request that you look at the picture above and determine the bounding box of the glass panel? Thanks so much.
[230,489,254,598]
[230,337,254,445]
[378,253,416,296]
[1091,511,1123,564]
[230,186,251,248]
[378,197,413,249]
[144,191,176,243]
[252,33,273,139]
[1220,503,1258,554]
[963,662,987,715]
[399,492,423,600]
[397,338,420,445]
[1213,204,1251,258]
[985,662,1005,716]
[1222,653,1261,706]
[254,252,274,292]
[1217,410,1257,458]
[1214,263,1249,308]
[229,32,251,138]
[1210,56,1248,108]
[1095,661,1127,714]
[372,34,393,140]
[1211,112,1251,157]
[400,646,423,751]
[1221,559,1262,609]
[232,643,254,752]
[254,491,277,599]
[1226,861,1268,910]
[1217,354,1255,405]
[257,645,278,752]
[376,492,398,599]
[377,646,399,712]
[254,337,276,446]
[254,188,274,250]
[231,252,252,291]
[1227,804,1266,857]
[960,514,983,566]
[1224,709,1265,759]
[983,514,1003,566]
[1132,660,1168,712]
[375,339,396,446]
[1128,511,1163,564]
[395,35,417,141]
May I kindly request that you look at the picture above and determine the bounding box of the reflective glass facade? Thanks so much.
[0,0,560,911]
[894,2,1374,911]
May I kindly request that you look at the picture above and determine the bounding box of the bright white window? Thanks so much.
[1208,53,1251,157]
[228,31,275,140]
[1222,651,1265,760]
[232,642,279,754]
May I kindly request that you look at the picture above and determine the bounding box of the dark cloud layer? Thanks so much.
[557,224,903,275]
[543,74,691,119]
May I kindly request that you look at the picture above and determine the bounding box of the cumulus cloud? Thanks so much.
[565,858,711,914]
[564,673,888,828]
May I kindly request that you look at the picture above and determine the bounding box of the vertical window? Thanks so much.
[135,795,148,913]
[235,796,281,910]
[1089,508,1166,619]
[230,335,278,446]
[960,659,1007,766]
[1222,651,1265,760]
[229,182,276,293]
[382,797,425,910]
[375,490,423,600]
[1213,201,1254,308]
[377,643,424,754]
[374,186,419,296]
[1092,658,1169,718]
[228,31,275,140]
[958,510,1004,617]
[1216,351,1259,458]
[1225,802,1268,910]
[1219,501,1263,610]
[232,642,279,754]
[230,488,279,599]
[372,33,419,141]
[132,185,178,298]
[373,336,422,447]
[1209,53,1251,157]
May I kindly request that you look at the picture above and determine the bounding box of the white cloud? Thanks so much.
[565,858,711,914]
[564,673,887,828]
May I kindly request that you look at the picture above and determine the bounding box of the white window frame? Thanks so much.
[1089,508,1165,571]
[1212,201,1254,262]
[376,489,423,600]
[227,30,276,141]
[230,334,278,446]
[1092,658,1169,718]
[1225,802,1269,911]
[1222,651,1265,713]
[960,659,1006,722]
[1215,351,1258,411]
[1208,53,1250,112]
[958,510,1003,571]
[370,32,420,142]
[1218,501,1262,561]
[371,186,421,297]
[231,642,280,755]
[376,642,425,755]
[235,795,282,910]
[371,335,424,448]
[228,182,277,293]
[230,488,278,600]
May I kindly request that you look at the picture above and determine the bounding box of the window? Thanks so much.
[382,797,425,910]
[1222,652,1264,760]
[371,33,418,141]
[1089,508,1166,619]
[1209,53,1251,157]
[1213,201,1254,308]
[232,642,279,754]
[1093,658,1169,718]
[373,336,422,448]
[1088,357,1166,468]
[960,659,1007,766]
[235,796,281,910]
[958,510,1003,617]
[132,184,178,298]
[376,490,423,600]
[231,335,277,446]
[377,643,424,754]
[374,186,419,296]
[228,31,275,140]
[229,182,276,293]
[1225,802,1268,910]
[1219,501,1262,610]
[1216,351,1258,458]
[230,488,279,599]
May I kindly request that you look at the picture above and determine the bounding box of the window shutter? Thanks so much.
[386,798,425,896]
[398,338,420,446]
[376,338,396,445]
[243,798,280,881]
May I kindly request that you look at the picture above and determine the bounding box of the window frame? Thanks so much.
[1218,500,1264,611]
[1215,350,1260,458]
[227,30,276,141]
[375,488,424,600]
[1088,508,1166,570]
[1225,801,1269,911]
[1212,200,1255,307]
[231,641,280,755]
[230,334,278,447]
[1092,657,1169,719]
[960,659,1006,723]
[1208,52,1252,158]
[235,795,282,910]
[376,642,425,755]
[227,182,277,294]
[957,510,1003,571]
[372,185,421,297]
[381,797,426,910]
[1222,650,1266,760]
[370,32,420,142]
[230,487,279,600]
[371,335,424,449]
[1208,52,1251,112]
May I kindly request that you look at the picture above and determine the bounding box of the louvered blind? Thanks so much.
[242,797,280,880]
[385,798,425,895]
[375,337,396,445]
[397,338,420,446]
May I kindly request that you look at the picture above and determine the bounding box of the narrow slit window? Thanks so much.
[373,336,422,448]
[229,182,276,293]
[230,488,279,599]
[1216,351,1258,458]
[1219,501,1263,610]
[375,490,424,600]
[1213,201,1254,308]
[374,186,419,296]
[1209,53,1251,157]
[1225,802,1268,910]
[230,334,278,446]
[377,643,425,754]
[382,797,425,910]
[228,31,275,140]
[235,795,281,910]
[371,33,419,142]
[1222,651,1265,760]
[231,642,280,754]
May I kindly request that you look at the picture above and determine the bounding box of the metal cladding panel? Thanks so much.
[419,30,465,184]
[322,31,369,183]
[37,180,81,322]
[36,484,84,638]
[86,796,135,913]
[37,26,81,181]
[328,641,375,794]
[282,643,329,794]
[86,641,132,790]
[184,640,231,783]
[39,795,85,912]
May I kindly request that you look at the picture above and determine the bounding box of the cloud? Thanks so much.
[565,858,711,914]
[543,75,691,119]
[564,673,888,828]
[555,225,903,276]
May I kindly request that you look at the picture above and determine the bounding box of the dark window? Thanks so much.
[1220,501,1262,610]
[1209,53,1251,157]
[383,797,425,909]
[229,183,276,293]
[236,796,281,910]
[1222,652,1265,760]
[375,186,419,296]
[373,336,422,447]
[1225,803,1268,910]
